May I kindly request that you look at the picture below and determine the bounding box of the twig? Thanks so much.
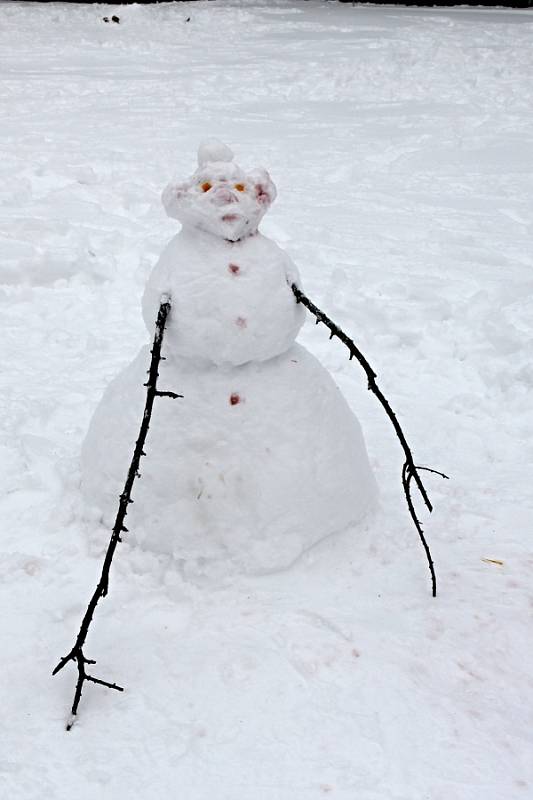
[53,295,181,730]
[292,284,448,597]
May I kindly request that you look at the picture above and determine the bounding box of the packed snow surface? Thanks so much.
[1,2,532,799]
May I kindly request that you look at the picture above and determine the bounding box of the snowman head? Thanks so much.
[162,140,277,242]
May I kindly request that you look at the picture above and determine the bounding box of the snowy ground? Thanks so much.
[1,1,533,798]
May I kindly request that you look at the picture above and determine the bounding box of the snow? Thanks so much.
[197,139,235,166]
[1,1,532,799]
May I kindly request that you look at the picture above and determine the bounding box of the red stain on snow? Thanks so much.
[228,263,240,275]
[230,393,241,406]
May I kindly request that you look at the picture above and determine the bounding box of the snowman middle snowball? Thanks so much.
[81,141,377,579]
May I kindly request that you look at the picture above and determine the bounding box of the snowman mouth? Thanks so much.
[221,213,241,223]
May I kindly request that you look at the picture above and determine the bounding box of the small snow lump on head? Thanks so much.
[162,139,277,242]
[197,138,234,166]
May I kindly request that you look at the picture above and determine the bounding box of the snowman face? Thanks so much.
[162,162,276,242]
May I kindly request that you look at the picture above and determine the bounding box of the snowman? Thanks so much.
[81,140,377,580]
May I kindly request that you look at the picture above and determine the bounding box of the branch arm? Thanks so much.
[53,296,178,727]
[292,283,446,597]
[292,284,433,510]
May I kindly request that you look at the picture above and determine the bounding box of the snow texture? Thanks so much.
[1,2,532,800]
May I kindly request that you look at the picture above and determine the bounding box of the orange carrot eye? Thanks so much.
[234,183,245,192]
[201,181,212,192]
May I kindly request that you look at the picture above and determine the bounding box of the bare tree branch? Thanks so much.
[292,284,448,597]
[53,295,181,730]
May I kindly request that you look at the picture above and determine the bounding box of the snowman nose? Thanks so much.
[212,187,237,206]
